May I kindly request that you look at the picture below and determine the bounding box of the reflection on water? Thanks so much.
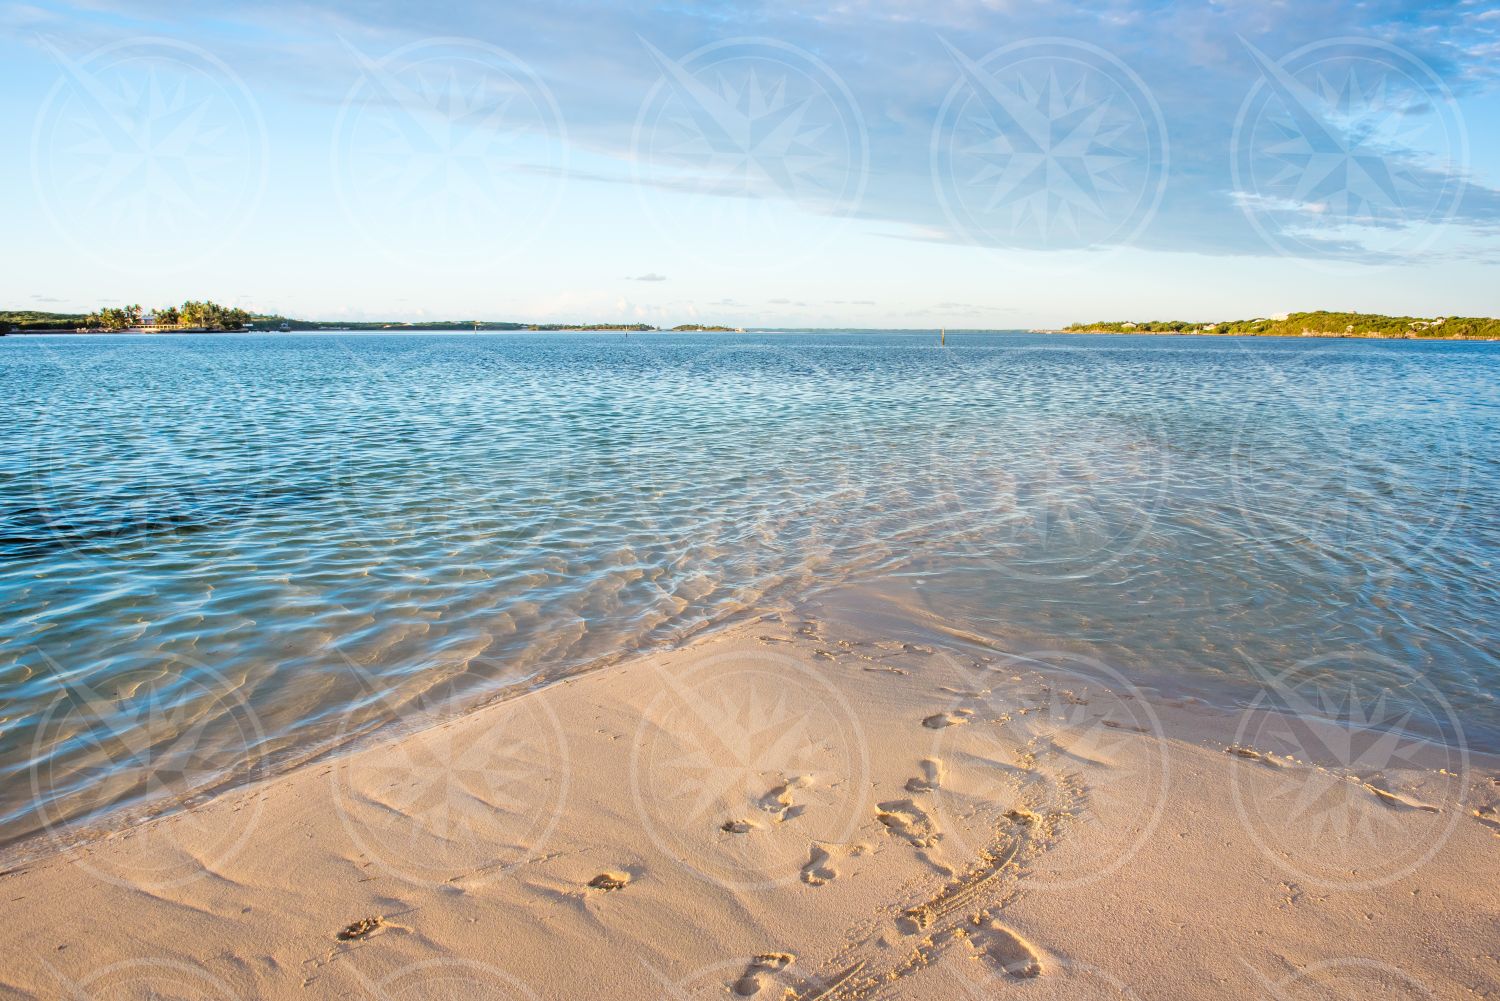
[1,331,1496,850]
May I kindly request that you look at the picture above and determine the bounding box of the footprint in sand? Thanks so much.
[875,640,934,656]
[905,759,944,794]
[336,916,385,942]
[1473,806,1500,835]
[923,710,973,730]
[1361,782,1439,813]
[734,953,795,996]
[1227,745,1281,766]
[587,872,631,892]
[759,777,810,822]
[876,799,939,849]
[801,845,837,886]
[965,920,1042,978]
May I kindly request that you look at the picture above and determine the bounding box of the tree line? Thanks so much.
[1064,311,1500,340]
[82,300,252,331]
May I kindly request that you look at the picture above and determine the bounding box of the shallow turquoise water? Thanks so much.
[1,331,1496,848]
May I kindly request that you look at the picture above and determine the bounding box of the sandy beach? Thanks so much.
[2,585,1495,1000]
[9,0,1500,990]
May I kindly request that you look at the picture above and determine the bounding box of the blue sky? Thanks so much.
[3,0,1498,328]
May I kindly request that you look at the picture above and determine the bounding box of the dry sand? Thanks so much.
[1,592,1497,999]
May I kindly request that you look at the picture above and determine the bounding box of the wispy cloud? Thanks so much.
[8,0,1500,321]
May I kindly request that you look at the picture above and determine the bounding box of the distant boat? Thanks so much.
[278,321,290,332]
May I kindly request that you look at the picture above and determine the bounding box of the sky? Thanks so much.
[2,0,1498,329]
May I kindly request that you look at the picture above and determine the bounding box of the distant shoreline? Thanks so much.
[1,326,740,336]
[1052,310,1500,342]
[1031,327,1500,342]
[7,327,1497,342]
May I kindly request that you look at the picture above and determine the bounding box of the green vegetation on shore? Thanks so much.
[526,323,654,331]
[0,310,90,330]
[1,309,742,334]
[3,301,252,332]
[258,318,529,332]
[1064,311,1500,340]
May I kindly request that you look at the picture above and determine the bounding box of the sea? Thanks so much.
[1,330,1495,851]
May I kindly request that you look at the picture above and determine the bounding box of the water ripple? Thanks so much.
[1,331,1496,850]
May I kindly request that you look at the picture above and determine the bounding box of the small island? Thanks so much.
[2,301,254,333]
[525,323,655,331]
[1062,311,1500,340]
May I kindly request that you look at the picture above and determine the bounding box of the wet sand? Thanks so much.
[1,593,1497,1000]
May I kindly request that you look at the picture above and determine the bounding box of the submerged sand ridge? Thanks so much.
[0,605,1497,1000]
